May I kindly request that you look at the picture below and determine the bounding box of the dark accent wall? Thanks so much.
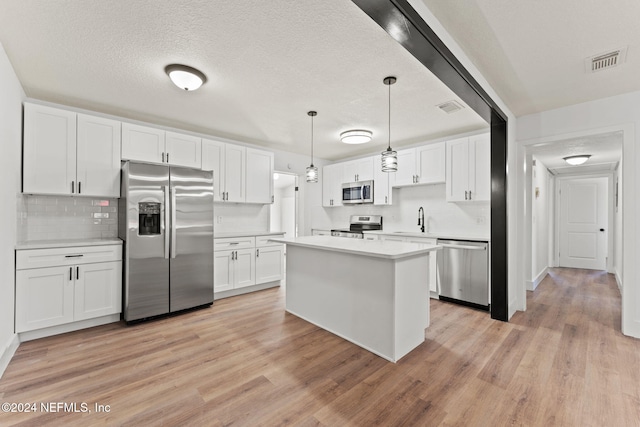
[352,0,509,321]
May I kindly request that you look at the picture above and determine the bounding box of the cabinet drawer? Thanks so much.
[16,244,123,270]
[214,237,255,252]
[256,234,284,247]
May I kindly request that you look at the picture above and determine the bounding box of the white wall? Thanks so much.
[614,161,623,289]
[0,42,24,377]
[529,157,552,290]
[517,91,640,337]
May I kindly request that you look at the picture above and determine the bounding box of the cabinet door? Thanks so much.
[417,142,445,184]
[224,145,246,202]
[213,250,234,292]
[446,137,470,201]
[76,114,121,197]
[74,261,122,321]
[373,154,392,205]
[470,133,491,201]
[165,131,202,168]
[234,248,255,288]
[255,245,284,284]
[322,163,343,207]
[392,149,417,186]
[121,123,165,163]
[15,266,74,332]
[23,103,77,195]
[202,139,225,202]
[245,148,274,204]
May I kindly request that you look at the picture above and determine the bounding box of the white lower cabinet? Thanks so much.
[214,234,284,295]
[379,235,438,296]
[15,244,122,333]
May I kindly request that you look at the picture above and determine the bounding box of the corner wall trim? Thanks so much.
[527,267,549,291]
[0,334,20,379]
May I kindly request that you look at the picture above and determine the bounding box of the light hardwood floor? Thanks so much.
[1,268,639,426]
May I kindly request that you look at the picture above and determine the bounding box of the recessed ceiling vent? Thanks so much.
[586,47,627,73]
[437,100,464,114]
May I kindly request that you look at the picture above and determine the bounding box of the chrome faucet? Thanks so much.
[418,207,425,233]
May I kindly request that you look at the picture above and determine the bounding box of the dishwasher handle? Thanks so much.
[438,243,487,251]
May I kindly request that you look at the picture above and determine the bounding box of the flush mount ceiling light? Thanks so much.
[306,111,318,183]
[165,64,207,91]
[563,155,591,166]
[340,129,372,144]
[381,76,398,172]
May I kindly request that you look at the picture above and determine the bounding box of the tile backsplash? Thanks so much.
[17,194,118,242]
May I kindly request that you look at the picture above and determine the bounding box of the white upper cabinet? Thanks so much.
[342,157,374,182]
[416,142,446,184]
[373,154,394,206]
[392,142,445,187]
[121,123,165,163]
[23,103,120,197]
[165,131,202,168]
[224,144,246,202]
[122,124,202,168]
[76,114,121,197]
[245,147,274,204]
[322,163,344,207]
[446,133,490,202]
[201,138,225,202]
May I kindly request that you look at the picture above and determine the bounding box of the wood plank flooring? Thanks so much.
[1,267,639,426]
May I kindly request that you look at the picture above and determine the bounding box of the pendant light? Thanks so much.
[381,76,398,172]
[306,111,318,183]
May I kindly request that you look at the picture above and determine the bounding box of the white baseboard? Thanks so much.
[615,269,622,292]
[214,281,281,300]
[0,334,20,379]
[527,267,549,291]
[19,314,121,342]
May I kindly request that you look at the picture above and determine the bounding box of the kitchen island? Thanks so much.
[270,236,439,362]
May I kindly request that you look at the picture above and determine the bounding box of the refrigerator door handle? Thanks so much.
[164,185,170,259]
[171,186,177,259]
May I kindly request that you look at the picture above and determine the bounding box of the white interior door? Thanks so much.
[559,177,608,270]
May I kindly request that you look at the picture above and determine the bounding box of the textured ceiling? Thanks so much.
[0,0,488,161]
[418,0,640,117]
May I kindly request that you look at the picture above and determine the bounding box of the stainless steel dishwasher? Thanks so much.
[437,239,489,310]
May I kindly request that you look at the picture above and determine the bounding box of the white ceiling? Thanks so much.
[0,0,488,162]
[2,1,636,164]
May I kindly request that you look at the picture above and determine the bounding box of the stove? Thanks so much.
[331,215,383,239]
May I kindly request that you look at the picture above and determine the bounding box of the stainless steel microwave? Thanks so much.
[342,180,374,204]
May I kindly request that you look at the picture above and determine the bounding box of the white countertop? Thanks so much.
[16,238,123,250]
[363,230,490,242]
[214,231,286,239]
[270,236,438,260]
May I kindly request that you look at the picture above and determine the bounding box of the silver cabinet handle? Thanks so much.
[164,185,170,259]
[78,181,81,194]
[69,267,73,281]
[229,242,239,245]
[469,190,472,200]
[71,181,75,194]
[162,152,165,163]
[465,190,468,200]
[256,248,260,257]
[76,266,79,280]
[65,254,83,258]
[439,243,487,250]
[166,153,169,163]
[170,186,177,259]
[385,196,388,204]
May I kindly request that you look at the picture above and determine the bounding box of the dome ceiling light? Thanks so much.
[340,129,372,144]
[563,155,591,166]
[165,64,207,91]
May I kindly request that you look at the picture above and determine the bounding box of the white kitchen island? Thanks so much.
[270,236,439,363]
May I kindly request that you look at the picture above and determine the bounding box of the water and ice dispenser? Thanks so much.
[138,202,161,236]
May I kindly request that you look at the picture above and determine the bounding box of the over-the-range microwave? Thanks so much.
[342,180,374,204]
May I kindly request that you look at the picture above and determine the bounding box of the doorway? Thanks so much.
[270,172,298,240]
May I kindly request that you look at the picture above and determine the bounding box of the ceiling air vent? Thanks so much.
[436,100,464,114]
[586,48,627,73]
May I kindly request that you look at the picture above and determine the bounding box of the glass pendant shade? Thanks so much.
[381,148,398,172]
[306,165,318,183]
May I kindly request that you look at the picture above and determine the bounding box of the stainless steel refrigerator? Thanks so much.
[119,162,214,322]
